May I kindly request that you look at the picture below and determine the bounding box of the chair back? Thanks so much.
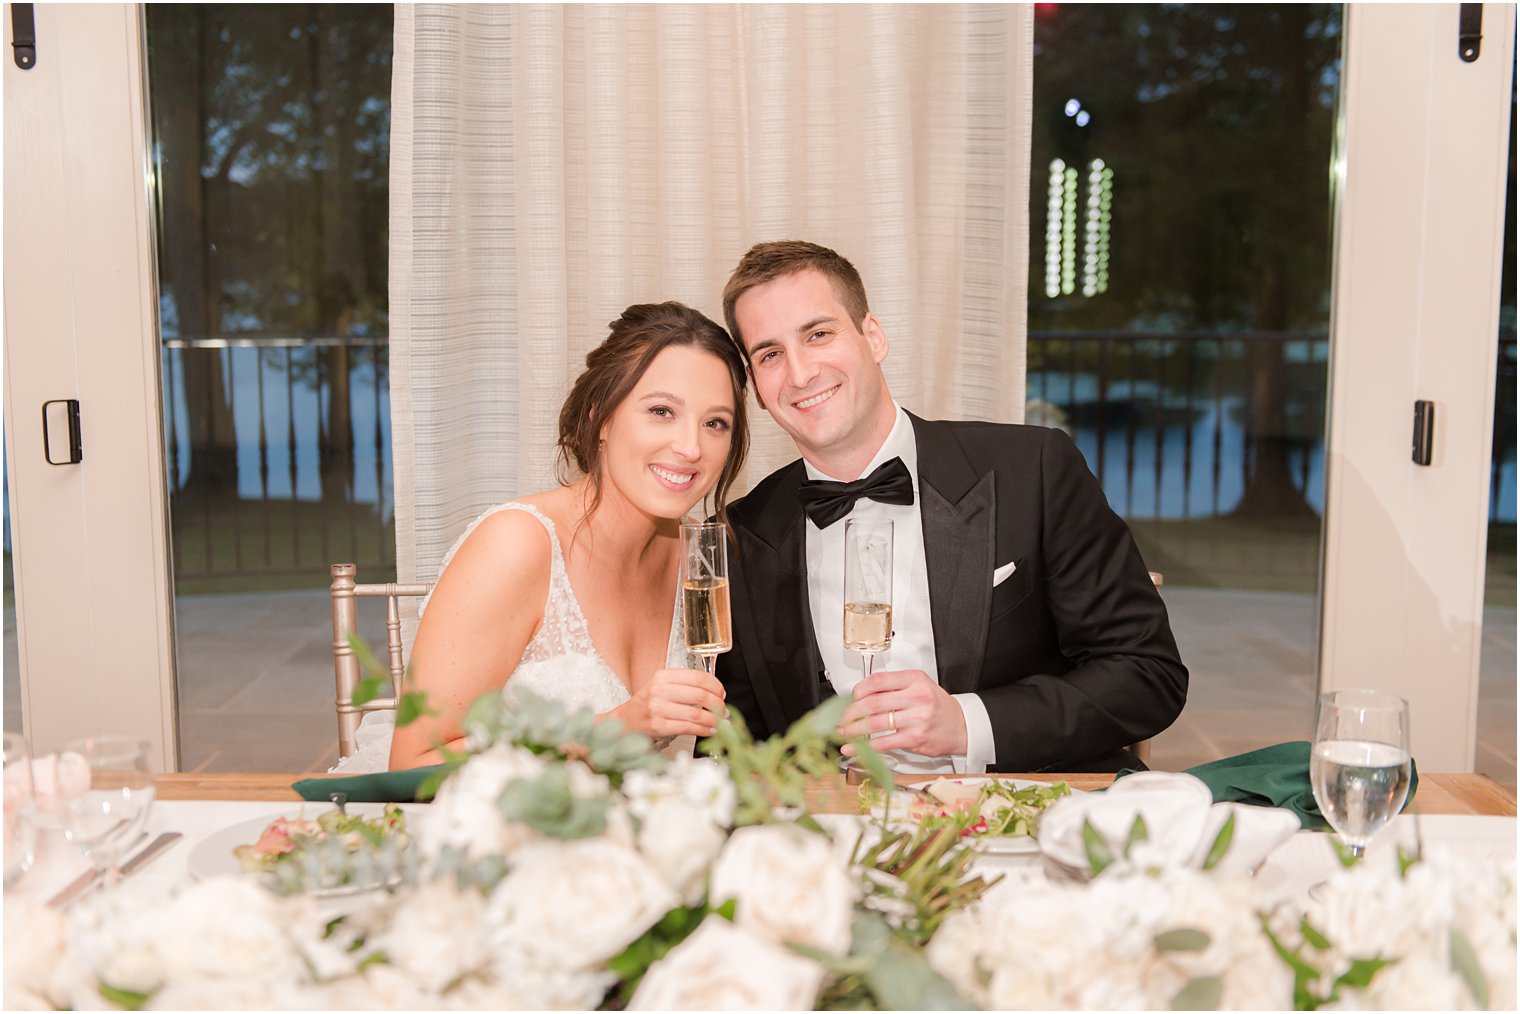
[330,563,433,760]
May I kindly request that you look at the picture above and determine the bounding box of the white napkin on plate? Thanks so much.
[1037,771,1299,877]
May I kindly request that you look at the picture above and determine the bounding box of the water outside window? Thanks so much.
[145,5,394,772]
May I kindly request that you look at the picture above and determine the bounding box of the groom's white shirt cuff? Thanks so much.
[951,694,996,774]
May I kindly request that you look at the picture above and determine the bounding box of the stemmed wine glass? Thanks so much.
[843,518,894,678]
[60,736,155,891]
[1309,690,1412,858]
[3,732,35,889]
[680,521,732,674]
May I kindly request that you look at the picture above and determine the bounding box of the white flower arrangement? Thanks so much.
[7,690,1514,1012]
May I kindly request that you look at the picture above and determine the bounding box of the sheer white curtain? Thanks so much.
[390,3,1033,590]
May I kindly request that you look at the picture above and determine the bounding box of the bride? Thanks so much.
[334,301,749,773]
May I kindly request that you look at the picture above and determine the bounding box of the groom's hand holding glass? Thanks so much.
[838,670,968,759]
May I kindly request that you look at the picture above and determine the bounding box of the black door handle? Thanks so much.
[42,398,81,465]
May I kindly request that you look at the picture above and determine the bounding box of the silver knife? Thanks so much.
[45,832,183,909]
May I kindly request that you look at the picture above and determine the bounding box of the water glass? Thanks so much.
[680,521,732,673]
[1309,690,1411,857]
[3,732,36,888]
[60,736,155,889]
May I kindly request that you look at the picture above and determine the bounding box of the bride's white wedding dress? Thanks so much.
[331,502,694,774]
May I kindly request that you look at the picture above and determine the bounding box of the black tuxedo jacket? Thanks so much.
[716,415,1187,772]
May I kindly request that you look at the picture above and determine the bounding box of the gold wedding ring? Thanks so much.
[887,709,897,733]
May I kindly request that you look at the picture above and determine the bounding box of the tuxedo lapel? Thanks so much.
[912,416,995,695]
[741,464,827,724]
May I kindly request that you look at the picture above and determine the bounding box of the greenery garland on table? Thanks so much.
[5,650,1514,1011]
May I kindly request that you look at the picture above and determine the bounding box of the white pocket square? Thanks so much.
[992,560,1018,587]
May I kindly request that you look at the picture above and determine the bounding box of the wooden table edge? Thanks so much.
[154,770,1516,816]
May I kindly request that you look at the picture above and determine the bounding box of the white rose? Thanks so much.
[370,879,493,994]
[629,916,825,1011]
[491,839,678,968]
[708,825,856,956]
[154,878,307,982]
[421,744,549,862]
[3,897,68,1009]
[487,944,616,1010]
[299,963,429,1010]
[623,756,736,829]
[149,976,283,1010]
[636,798,727,904]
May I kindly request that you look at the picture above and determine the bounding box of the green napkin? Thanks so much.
[1119,741,1419,831]
[292,764,447,804]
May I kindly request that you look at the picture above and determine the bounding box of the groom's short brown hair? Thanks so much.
[721,241,871,357]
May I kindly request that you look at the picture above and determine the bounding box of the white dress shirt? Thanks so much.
[804,405,997,774]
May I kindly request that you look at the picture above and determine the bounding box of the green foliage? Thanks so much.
[608,904,710,1005]
[851,821,997,947]
[1082,817,1114,875]
[464,688,664,786]
[813,911,978,1011]
[346,633,436,726]
[1154,928,1211,953]
[1449,929,1489,1010]
[1171,975,1223,1011]
[1201,811,1236,871]
[496,765,609,840]
[1259,913,1397,1010]
[98,983,151,1011]
[699,697,892,828]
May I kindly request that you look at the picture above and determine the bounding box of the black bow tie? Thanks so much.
[798,457,915,529]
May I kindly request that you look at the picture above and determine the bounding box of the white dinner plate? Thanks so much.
[871,777,1083,856]
[187,803,420,896]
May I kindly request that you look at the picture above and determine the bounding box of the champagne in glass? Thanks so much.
[843,518,894,677]
[1309,690,1411,858]
[680,521,731,673]
[61,736,155,890]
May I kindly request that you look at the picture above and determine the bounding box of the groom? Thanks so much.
[714,241,1186,773]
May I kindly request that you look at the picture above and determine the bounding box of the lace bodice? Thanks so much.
[330,501,692,774]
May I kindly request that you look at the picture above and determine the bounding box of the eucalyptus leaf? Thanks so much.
[497,766,609,839]
[1334,956,1394,991]
[1125,813,1149,855]
[1082,817,1114,875]
[350,674,386,708]
[1299,917,1331,951]
[1171,975,1223,1011]
[1201,811,1235,871]
[98,983,151,1011]
[347,633,387,676]
[1154,928,1211,952]
[1449,929,1490,1009]
[396,690,433,726]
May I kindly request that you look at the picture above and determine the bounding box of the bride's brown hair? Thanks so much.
[557,302,750,525]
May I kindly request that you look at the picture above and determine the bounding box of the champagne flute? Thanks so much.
[680,521,732,674]
[3,732,36,888]
[843,518,894,678]
[1309,690,1411,858]
[60,736,155,890]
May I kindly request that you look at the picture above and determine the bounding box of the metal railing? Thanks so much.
[162,335,394,582]
[1028,330,1516,525]
[157,329,1515,584]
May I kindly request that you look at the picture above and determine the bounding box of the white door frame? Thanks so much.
[3,4,178,769]
[1321,3,1514,770]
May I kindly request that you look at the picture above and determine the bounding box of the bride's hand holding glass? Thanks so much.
[609,668,727,738]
